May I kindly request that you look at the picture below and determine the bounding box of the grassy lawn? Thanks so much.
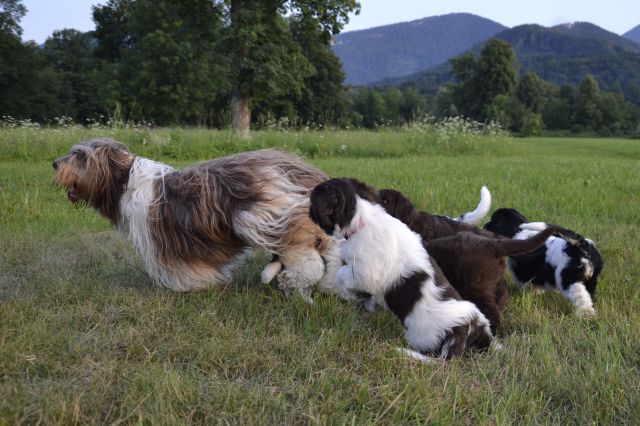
[1,129,639,424]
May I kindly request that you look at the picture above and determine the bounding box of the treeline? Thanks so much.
[355,39,640,135]
[1,0,639,134]
[0,0,358,128]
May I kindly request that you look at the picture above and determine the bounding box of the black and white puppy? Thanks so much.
[309,178,494,359]
[484,208,603,316]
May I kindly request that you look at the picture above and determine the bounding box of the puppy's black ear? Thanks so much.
[396,193,416,219]
[484,208,525,237]
[346,178,378,203]
[310,183,342,235]
[310,179,357,236]
[378,189,399,215]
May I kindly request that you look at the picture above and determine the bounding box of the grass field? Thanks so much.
[1,128,639,424]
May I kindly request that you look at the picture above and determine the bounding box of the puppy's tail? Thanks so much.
[491,225,560,257]
[455,186,491,225]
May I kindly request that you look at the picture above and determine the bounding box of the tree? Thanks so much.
[43,29,115,122]
[93,0,229,125]
[450,52,479,118]
[517,71,548,113]
[398,86,426,123]
[450,38,518,121]
[575,74,602,130]
[0,0,26,36]
[0,0,65,120]
[222,0,360,134]
[476,38,517,120]
[290,14,347,126]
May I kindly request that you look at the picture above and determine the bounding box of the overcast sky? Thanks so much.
[18,0,640,44]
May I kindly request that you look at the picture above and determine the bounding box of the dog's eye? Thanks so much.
[72,150,87,163]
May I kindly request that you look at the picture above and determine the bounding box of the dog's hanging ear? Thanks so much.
[346,178,379,203]
[82,141,134,224]
[310,183,341,235]
[85,142,133,191]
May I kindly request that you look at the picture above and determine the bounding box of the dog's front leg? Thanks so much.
[335,264,363,302]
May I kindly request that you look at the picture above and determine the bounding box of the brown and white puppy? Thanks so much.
[309,178,494,360]
[378,189,558,334]
[53,138,331,300]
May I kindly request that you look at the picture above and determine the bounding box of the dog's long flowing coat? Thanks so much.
[309,178,494,359]
[53,139,331,295]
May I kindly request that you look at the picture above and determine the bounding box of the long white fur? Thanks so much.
[456,186,491,225]
[336,197,492,355]
[118,158,241,291]
[512,224,596,316]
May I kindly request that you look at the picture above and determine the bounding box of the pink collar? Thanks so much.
[344,220,365,240]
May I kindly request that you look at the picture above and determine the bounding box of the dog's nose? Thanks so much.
[52,160,59,170]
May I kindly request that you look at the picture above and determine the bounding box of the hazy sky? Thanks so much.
[18,0,640,44]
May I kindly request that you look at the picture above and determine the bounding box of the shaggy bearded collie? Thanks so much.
[53,138,331,300]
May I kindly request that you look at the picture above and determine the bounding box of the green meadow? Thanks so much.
[1,128,639,424]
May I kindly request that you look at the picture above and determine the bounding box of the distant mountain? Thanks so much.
[332,13,506,86]
[387,23,640,105]
[623,25,640,44]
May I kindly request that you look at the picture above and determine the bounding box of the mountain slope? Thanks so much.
[623,25,640,44]
[332,13,506,86]
[389,23,640,105]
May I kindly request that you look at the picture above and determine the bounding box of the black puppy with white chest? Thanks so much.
[484,208,603,316]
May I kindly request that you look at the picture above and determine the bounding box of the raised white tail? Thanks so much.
[456,186,491,225]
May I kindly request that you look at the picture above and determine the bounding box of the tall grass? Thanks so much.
[0,128,639,424]
[0,117,510,162]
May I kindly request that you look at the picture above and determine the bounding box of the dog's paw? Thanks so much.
[297,287,314,305]
[395,348,438,364]
[490,340,504,351]
[576,306,596,317]
[531,287,546,296]
[261,261,283,284]
[363,296,378,312]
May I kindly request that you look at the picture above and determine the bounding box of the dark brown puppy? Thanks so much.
[424,229,559,334]
[379,189,496,239]
[378,188,556,334]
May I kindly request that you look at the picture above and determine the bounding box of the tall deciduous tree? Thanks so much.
[93,0,228,125]
[450,38,517,121]
[222,0,359,134]
[43,29,115,122]
[290,15,347,126]
[0,0,26,36]
[575,74,602,130]
[0,0,64,120]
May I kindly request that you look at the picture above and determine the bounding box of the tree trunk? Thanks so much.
[229,0,250,135]
[232,92,250,136]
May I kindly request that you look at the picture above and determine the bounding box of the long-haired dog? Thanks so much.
[309,178,494,359]
[53,138,331,300]
[484,208,604,316]
[378,189,559,333]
